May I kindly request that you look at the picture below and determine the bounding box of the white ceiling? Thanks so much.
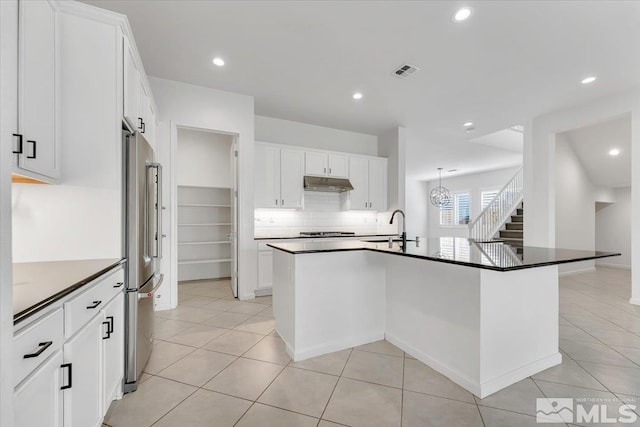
[82,0,640,180]
[563,115,631,188]
[470,128,523,153]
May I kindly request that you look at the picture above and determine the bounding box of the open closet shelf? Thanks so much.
[178,223,232,226]
[178,241,231,245]
[178,258,232,265]
[178,203,231,208]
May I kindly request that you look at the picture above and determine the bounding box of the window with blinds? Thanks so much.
[481,190,499,210]
[439,192,471,226]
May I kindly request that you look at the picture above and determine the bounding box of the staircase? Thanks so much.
[468,167,524,243]
[497,203,523,247]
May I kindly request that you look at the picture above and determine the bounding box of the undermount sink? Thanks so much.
[362,238,416,243]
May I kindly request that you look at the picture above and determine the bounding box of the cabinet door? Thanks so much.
[123,35,139,130]
[63,314,104,427]
[304,151,327,176]
[348,156,369,210]
[137,82,150,136]
[280,149,304,208]
[18,0,58,179]
[257,250,273,291]
[102,293,124,413]
[328,154,348,178]
[15,350,64,427]
[368,158,387,211]
[254,144,280,208]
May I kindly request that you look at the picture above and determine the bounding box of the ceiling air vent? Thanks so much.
[393,64,420,79]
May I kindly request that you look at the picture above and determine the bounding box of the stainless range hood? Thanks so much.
[303,176,354,193]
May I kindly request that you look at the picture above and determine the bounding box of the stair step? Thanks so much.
[517,208,523,216]
[511,215,523,222]
[499,237,524,247]
[506,223,523,230]
[500,230,523,239]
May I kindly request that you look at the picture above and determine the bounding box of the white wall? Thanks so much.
[426,166,521,238]
[524,91,640,303]
[255,115,377,155]
[596,187,631,268]
[404,179,428,237]
[177,128,232,188]
[150,77,256,302]
[555,136,597,274]
[12,13,122,263]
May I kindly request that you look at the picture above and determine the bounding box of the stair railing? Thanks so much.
[468,166,524,241]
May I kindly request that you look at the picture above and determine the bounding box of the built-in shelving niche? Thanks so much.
[177,185,232,281]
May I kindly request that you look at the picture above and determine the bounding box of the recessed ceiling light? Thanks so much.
[453,7,472,22]
[581,76,596,84]
[353,92,363,100]
[463,121,473,127]
[212,57,225,67]
[609,148,620,156]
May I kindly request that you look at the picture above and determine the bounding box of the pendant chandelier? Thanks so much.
[429,168,451,208]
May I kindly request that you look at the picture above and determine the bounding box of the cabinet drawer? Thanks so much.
[14,308,64,387]
[64,268,124,339]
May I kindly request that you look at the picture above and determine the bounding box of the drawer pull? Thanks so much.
[114,282,124,288]
[61,363,72,390]
[86,300,102,309]
[106,316,114,333]
[23,341,52,359]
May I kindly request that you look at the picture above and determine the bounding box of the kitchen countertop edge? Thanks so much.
[14,258,127,325]
[254,233,397,240]
[267,243,621,272]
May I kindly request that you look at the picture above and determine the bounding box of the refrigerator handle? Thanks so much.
[147,163,163,259]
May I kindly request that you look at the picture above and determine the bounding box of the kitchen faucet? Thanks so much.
[389,209,407,248]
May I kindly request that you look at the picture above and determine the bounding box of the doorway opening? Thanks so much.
[175,127,239,302]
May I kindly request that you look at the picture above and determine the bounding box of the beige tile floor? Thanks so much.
[103,268,640,426]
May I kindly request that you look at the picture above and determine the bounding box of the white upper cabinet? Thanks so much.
[368,157,387,211]
[255,144,280,208]
[348,156,369,210]
[255,144,303,209]
[280,149,304,209]
[304,151,348,178]
[327,154,348,178]
[15,0,59,180]
[122,35,139,132]
[348,156,387,211]
[304,151,326,176]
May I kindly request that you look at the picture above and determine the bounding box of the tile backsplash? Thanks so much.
[254,192,398,238]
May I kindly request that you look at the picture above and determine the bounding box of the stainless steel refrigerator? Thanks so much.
[122,130,163,393]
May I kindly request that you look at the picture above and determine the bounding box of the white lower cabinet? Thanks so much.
[103,293,124,409]
[63,314,104,427]
[257,249,273,291]
[15,350,64,427]
[14,267,124,427]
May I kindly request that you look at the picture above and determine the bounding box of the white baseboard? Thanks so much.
[154,303,172,312]
[292,332,384,362]
[558,267,596,277]
[386,333,562,399]
[385,333,480,397]
[630,298,640,306]
[480,352,562,398]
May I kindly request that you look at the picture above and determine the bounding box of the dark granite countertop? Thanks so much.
[255,233,397,240]
[13,258,126,324]
[267,237,620,272]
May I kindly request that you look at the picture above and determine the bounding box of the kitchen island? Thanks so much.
[268,237,618,398]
